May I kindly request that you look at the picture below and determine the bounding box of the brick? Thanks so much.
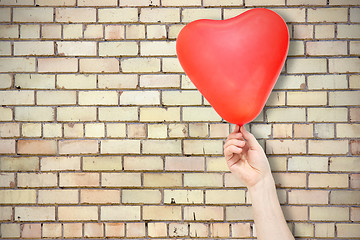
[0,123,20,138]
[266,107,305,122]
[60,173,99,187]
[308,8,348,22]
[0,224,20,238]
[0,74,11,88]
[315,24,335,39]
[338,25,360,38]
[38,58,78,73]
[0,25,18,39]
[140,107,180,122]
[122,189,161,204]
[101,206,140,221]
[56,8,96,22]
[17,140,56,155]
[272,124,292,138]
[164,190,203,204]
[182,8,222,22]
[274,75,305,90]
[127,124,146,138]
[0,157,39,171]
[84,24,103,39]
[308,75,347,90]
[13,8,53,22]
[169,223,188,237]
[0,8,11,22]
[99,107,138,121]
[83,156,121,171]
[190,223,209,237]
[140,8,180,23]
[98,8,138,22]
[0,107,12,121]
[105,25,125,39]
[268,157,287,171]
[337,124,360,138]
[330,0,360,5]
[287,0,326,5]
[63,24,82,39]
[287,58,327,73]
[209,124,229,138]
[0,42,11,57]
[308,107,347,122]
[98,74,138,89]
[147,25,167,39]
[266,140,306,154]
[183,107,221,122]
[15,207,55,221]
[19,24,40,38]
[38,189,78,204]
[162,90,202,105]
[0,57,36,72]
[124,156,163,171]
[185,206,223,221]
[84,122,104,137]
[307,41,347,56]
[331,190,360,205]
[0,173,14,188]
[330,157,360,172]
[37,90,76,105]
[184,140,223,155]
[289,190,328,204]
[101,140,140,154]
[0,139,15,154]
[21,123,41,137]
[102,173,141,187]
[80,58,119,73]
[148,222,167,237]
[281,206,308,221]
[184,173,222,187]
[18,173,57,188]
[42,223,62,238]
[57,107,96,121]
[293,223,313,238]
[121,0,160,6]
[105,223,125,238]
[36,0,76,6]
[337,224,360,238]
[57,41,97,56]
[245,0,284,6]
[84,223,104,238]
[121,58,160,73]
[309,173,348,188]
[310,207,349,221]
[64,123,83,138]
[15,74,55,89]
[288,156,328,172]
[203,0,242,6]
[232,223,251,238]
[126,25,145,39]
[143,206,181,220]
[99,42,138,56]
[329,58,360,73]
[41,156,80,171]
[57,74,96,89]
[350,41,360,55]
[206,157,228,172]
[308,140,348,154]
[79,0,117,6]
[351,207,360,221]
[142,140,181,154]
[273,173,306,188]
[140,41,176,56]
[127,223,145,237]
[165,156,204,171]
[210,223,230,238]
[63,223,82,238]
[58,206,98,221]
[42,24,62,39]
[162,57,184,72]
[79,90,118,105]
[266,91,286,106]
[206,190,245,204]
[315,223,335,238]
[225,206,253,221]
[0,90,34,105]
[0,189,36,204]
[168,123,188,138]
[120,91,160,105]
[272,8,305,23]
[148,124,167,139]
[143,173,182,187]
[168,24,186,39]
[59,140,98,154]
[106,123,126,138]
[43,123,62,138]
[351,140,360,155]
[81,189,120,204]
[350,174,360,189]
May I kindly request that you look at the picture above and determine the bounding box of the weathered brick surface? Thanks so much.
[0,1,358,239]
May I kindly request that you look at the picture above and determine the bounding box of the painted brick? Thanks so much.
[56,8,96,22]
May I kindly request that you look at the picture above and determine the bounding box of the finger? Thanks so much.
[226,132,243,141]
[224,139,246,149]
[240,125,260,149]
[224,145,243,157]
[233,124,240,133]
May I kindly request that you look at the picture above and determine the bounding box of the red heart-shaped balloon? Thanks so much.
[176,8,289,125]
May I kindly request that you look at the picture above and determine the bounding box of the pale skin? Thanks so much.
[224,125,294,240]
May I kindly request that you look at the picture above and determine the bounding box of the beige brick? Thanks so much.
[331,190,360,205]
[184,173,222,188]
[337,224,360,238]
[184,140,223,155]
[140,41,176,56]
[81,189,120,204]
[0,41,11,56]
[182,107,221,122]
[0,107,12,121]
[15,206,55,221]
[293,124,312,138]
[101,206,140,221]
[268,157,287,172]
[59,140,98,154]
[0,207,12,220]
[98,74,138,89]
[330,157,360,172]
[162,57,184,72]
[80,58,119,73]
[19,25,39,38]
[124,156,163,171]
[63,24,82,39]
[101,140,140,154]
[37,90,76,105]
[102,173,141,187]
[203,0,242,6]
[79,90,118,105]
[57,41,97,56]
[13,8,53,22]
[0,90,34,105]
[350,41,360,55]
[127,124,146,138]
[99,42,138,56]
[351,207,360,221]
[17,140,57,155]
[164,190,203,204]
[64,123,83,138]
[57,74,96,89]
[105,25,125,39]
[308,8,348,22]
[0,173,14,188]
[122,189,161,204]
[121,58,160,73]
[310,207,349,221]
[315,24,335,39]
[99,107,138,121]
[148,222,167,238]
[329,58,360,73]
[120,91,160,105]
[330,91,360,106]
[0,157,39,171]
[140,107,181,122]
[231,222,251,238]
[0,123,20,138]
[168,24,186,39]
[0,25,18,38]
[289,190,328,204]
[190,223,209,237]
[288,156,328,172]
[22,224,42,238]
[0,8,11,22]
[182,8,222,22]
[168,123,188,138]
[143,206,181,220]
[142,139,182,154]
[287,58,327,73]
[18,173,57,188]
[84,223,104,238]
[57,107,96,121]
[41,156,80,171]
[309,140,348,154]
[127,223,145,238]
[0,57,36,72]
[272,8,306,23]
[84,24,103,39]
[14,41,52,55]
[209,123,229,138]
[0,189,36,204]
[273,173,306,188]
[148,124,167,139]
[98,8,138,22]
[272,124,292,138]
[210,223,230,238]
[83,156,121,171]
[1,224,20,238]
[307,41,347,56]
[59,206,98,221]
[287,0,326,5]
[315,223,335,238]
[121,0,160,6]
[185,206,223,221]
[78,0,117,6]
[60,173,99,187]
[147,25,167,39]
[308,107,347,122]
[281,206,308,221]
[42,223,62,238]
[309,173,348,188]
[308,74,347,90]
[205,190,245,204]
[143,173,182,187]
[162,90,202,105]
[266,140,306,154]
[224,173,246,188]
[350,174,360,189]
[245,0,284,6]
[15,74,55,89]
[35,0,76,6]
[140,8,180,22]
[266,107,306,122]
[56,8,96,22]
[0,139,15,154]
[21,123,41,137]
[126,25,145,39]
[38,58,78,73]
[337,123,360,138]
[338,25,360,39]
[315,123,335,138]
[38,189,78,204]
[169,222,188,237]
[266,91,286,106]
[63,223,82,238]
[105,223,125,238]
[293,223,313,238]
[225,206,253,221]
[42,24,62,39]
[43,123,62,138]
[165,156,204,171]
[329,0,360,5]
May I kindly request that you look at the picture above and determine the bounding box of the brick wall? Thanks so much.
[0,0,359,239]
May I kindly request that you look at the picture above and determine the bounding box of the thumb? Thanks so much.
[240,125,260,149]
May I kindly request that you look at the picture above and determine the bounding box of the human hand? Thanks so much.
[224,125,272,189]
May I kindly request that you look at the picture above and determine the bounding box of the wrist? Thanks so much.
[248,173,276,195]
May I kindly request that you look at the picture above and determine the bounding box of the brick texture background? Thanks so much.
[0,0,359,239]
